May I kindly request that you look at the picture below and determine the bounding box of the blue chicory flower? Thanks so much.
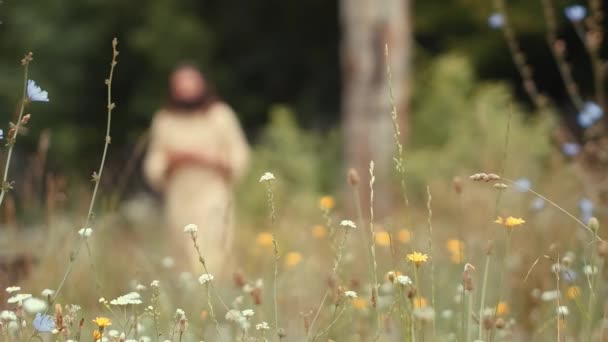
[33,313,55,332]
[26,80,49,102]
[514,178,532,192]
[579,197,594,223]
[565,5,587,22]
[488,13,505,29]
[577,101,603,128]
[562,142,581,156]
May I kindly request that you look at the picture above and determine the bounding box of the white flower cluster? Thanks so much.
[183,224,198,233]
[259,172,275,182]
[78,227,93,238]
[225,308,255,330]
[344,290,358,299]
[339,220,357,229]
[198,273,214,284]
[110,292,142,306]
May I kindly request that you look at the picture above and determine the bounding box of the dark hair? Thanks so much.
[164,62,219,113]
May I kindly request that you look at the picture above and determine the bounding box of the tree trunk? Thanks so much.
[340,0,412,217]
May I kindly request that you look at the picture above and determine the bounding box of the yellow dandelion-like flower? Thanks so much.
[413,296,427,309]
[93,330,102,341]
[319,196,335,210]
[256,232,274,247]
[406,252,429,267]
[285,252,303,267]
[311,225,328,239]
[566,286,581,300]
[92,317,112,328]
[446,239,464,264]
[352,298,367,309]
[398,229,411,243]
[496,301,510,316]
[494,216,525,228]
[375,231,391,247]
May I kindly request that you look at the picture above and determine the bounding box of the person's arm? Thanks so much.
[143,115,169,191]
[221,105,251,183]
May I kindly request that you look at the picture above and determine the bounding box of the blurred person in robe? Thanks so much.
[143,63,250,272]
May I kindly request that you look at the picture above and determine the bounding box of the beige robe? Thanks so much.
[143,103,250,271]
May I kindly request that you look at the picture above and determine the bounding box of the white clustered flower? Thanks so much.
[225,309,250,330]
[259,172,275,182]
[256,321,270,330]
[198,273,214,284]
[176,308,185,318]
[344,290,358,298]
[150,280,160,287]
[557,305,569,316]
[540,290,560,302]
[110,292,142,306]
[7,293,32,304]
[183,224,198,233]
[108,330,120,337]
[41,289,54,297]
[78,227,93,237]
[241,309,254,317]
[396,275,412,286]
[339,220,357,229]
[23,297,47,313]
[5,286,20,293]
[583,265,599,275]
[0,310,17,321]
[99,297,107,303]
[135,284,147,291]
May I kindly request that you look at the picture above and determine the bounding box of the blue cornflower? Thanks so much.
[488,13,505,29]
[562,142,581,156]
[33,313,55,332]
[577,101,603,128]
[579,197,594,223]
[26,80,49,102]
[565,5,587,22]
[514,178,532,192]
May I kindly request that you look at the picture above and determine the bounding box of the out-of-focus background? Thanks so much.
[1,1,608,341]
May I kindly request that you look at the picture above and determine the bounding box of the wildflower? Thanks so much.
[78,227,93,237]
[93,330,102,341]
[344,290,358,299]
[110,292,142,305]
[398,229,411,243]
[583,264,598,275]
[565,5,586,22]
[285,252,302,267]
[352,298,367,309]
[5,286,20,293]
[256,232,274,247]
[319,196,335,210]
[494,216,525,228]
[198,273,214,284]
[259,172,275,182]
[23,297,47,313]
[406,252,429,267]
[256,321,270,330]
[375,231,391,246]
[150,280,160,287]
[183,224,198,233]
[26,80,50,102]
[446,239,464,264]
[98,297,107,303]
[108,330,119,337]
[496,302,509,316]
[513,178,531,192]
[396,275,412,286]
[413,297,428,309]
[557,305,569,317]
[577,101,603,128]
[161,256,174,269]
[0,129,3,140]
[562,142,581,157]
[339,220,356,229]
[92,317,112,328]
[540,290,560,301]
[241,309,254,317]
[311,225,327,239]
[531,197,545,211]
[41,289,54,297]
[32,313,55,332]
[566,286,581,300]
[488,13,505,29]
[135,284,147,291]
[0,310,16,321]
[579,198,594,223]
[7,293,31,304]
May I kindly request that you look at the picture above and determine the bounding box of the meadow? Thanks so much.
[2,6,608,342]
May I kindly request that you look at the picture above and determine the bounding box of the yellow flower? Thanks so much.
[494,216,525,228]
[352,298,367,309]
[92,317,112,328]
[319,196,335,210]
[406,252,429,267]
[256,232,274,247]
[375,231,391,247]
[496,301,509,316]
[413,297,427,309]
[566,286,581,300]
[398,229,411,243]
[446,239,464,264]
[285,252,302,267]
[311,225,328,239]
[93,330,102,341]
